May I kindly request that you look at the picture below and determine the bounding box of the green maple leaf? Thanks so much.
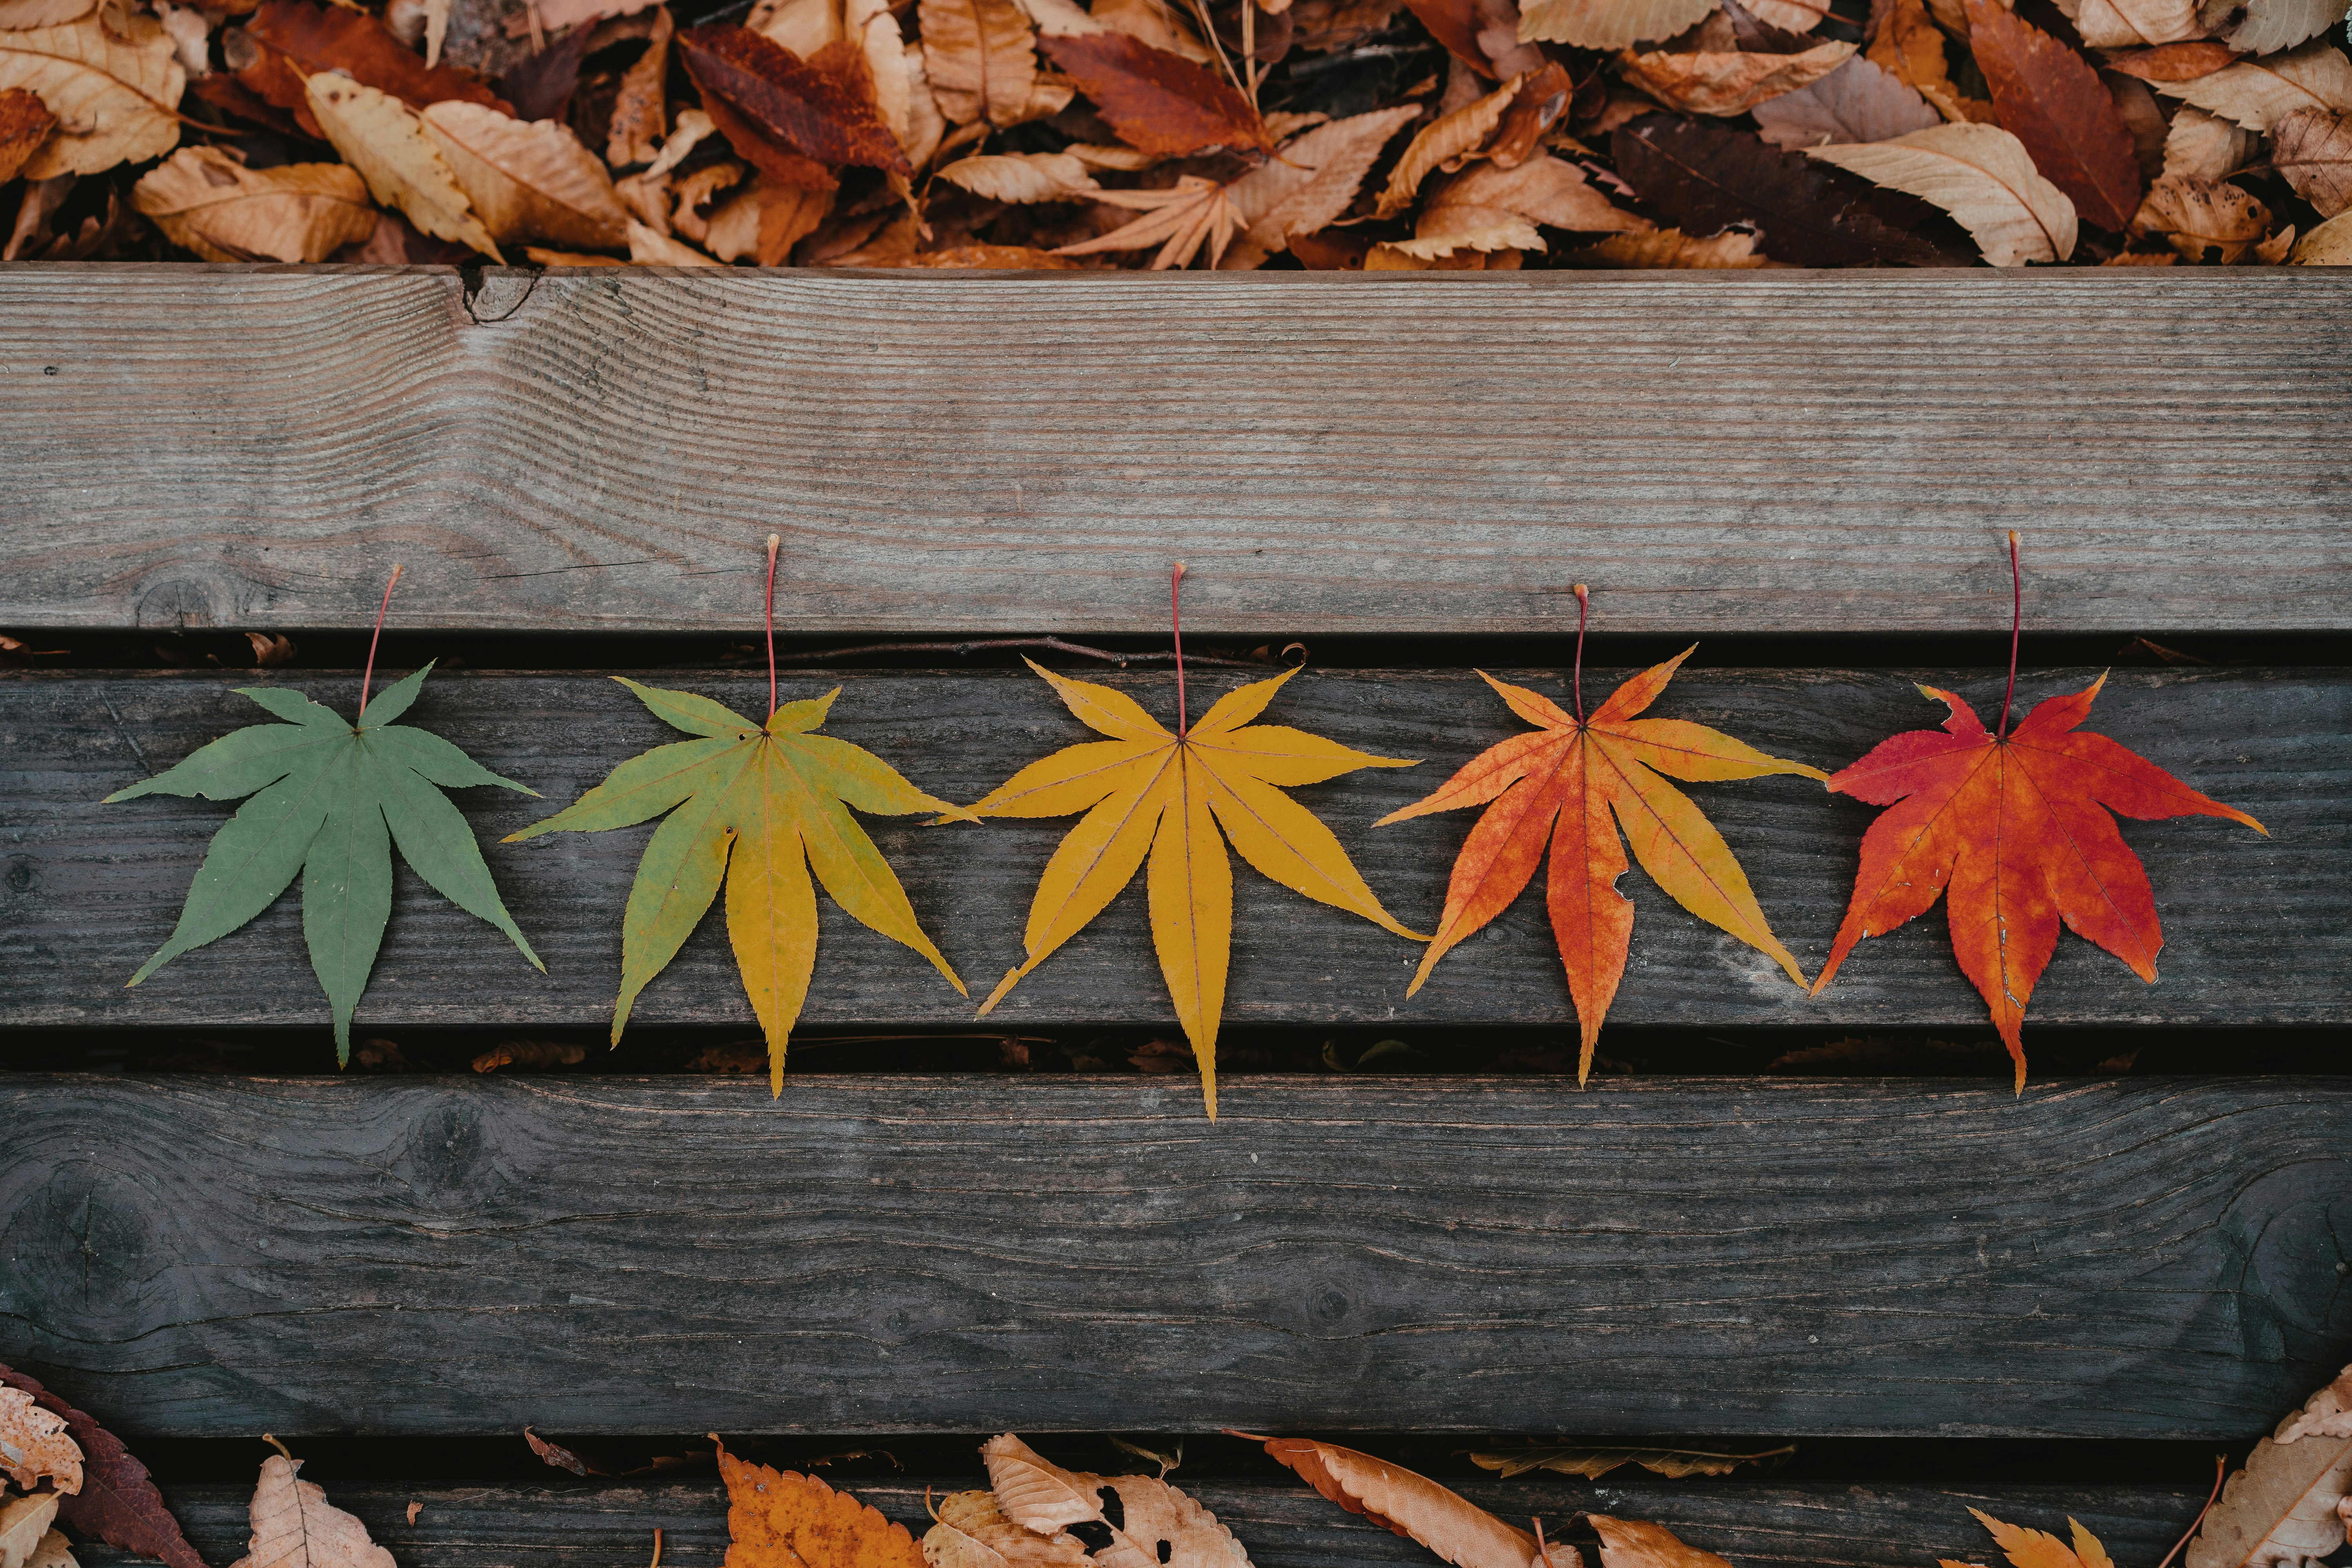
[106,662,543,1060]
[505,679,973,1093]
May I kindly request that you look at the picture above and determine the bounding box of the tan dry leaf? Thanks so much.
[2188,1365,2352,1568]
[1015,0,1105,31]
[615,169,672,230]
[154,2,207,77]
[921,1489,1092,1568]
[1056,172,1239,265]
[228,1455,395,1568]
[0,0,94,27]
[912,240,1083,263]
[132,144,375,261]
[422,100,628,249]
[1742,0,1829,25]
[1518,0,1716,47]
[937,148,1100,198]
[2222,0,2345,54]
[0,1495,59,1568]
[2107,69,2169,179]
[706,173,831,259]
[1092,0,1214,61]
[751,0,840,54]
[2130,168,2269,256]
[23,1531,72,1568]
[1219,101,1418,265]
[673,159,745,238]
[817,201,919,261]
[2161,102,2256,174]
[1809,120,2075,261]
[1617,37,1852,114]
[2071,0,2201,46]
[0,1389,80,1497]
[1065,138,1161,166]
[2292,204,2352,257]
[1385,215,1541,254]
[1588,1515,1734,1567]
[1751,53,1940,145]
[630,215,725,261]
[2154,39,2352,127]
[1375,70,1516,215]
[1412,151,1648,251]
[1256,1439,1536,1568]
[3,171,71,259]
[980,1436,1250,1568]
[607,4,673,166]
[307,73,501,260]
[1868,0,1993,121]
[2272,104,2352,214]
[921,0,1036,125]
[900,40,946,165]
[851,0,913,143]
[1561,223,1773,263]
[0,13,183,179]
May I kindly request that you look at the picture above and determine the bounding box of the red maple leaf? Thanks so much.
[1812,539,2265,1088]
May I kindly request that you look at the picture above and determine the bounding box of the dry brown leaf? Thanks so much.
[1587,1516,1733,1567]
[2104,40,2242,78]
[912,240,1082,263]
[937,148,1100,198]
[703,175,830,259]
[422,100,628,249]
[2272,104,2352,214]
[817,201,919,261]
[1252,1438,1536,1568]
[2154,38,2352,127]
[2187,1366,2352,1568]
[920,0,1036,124]
[920,1489,1092,1568]
[1867,0,1992,121]
[307,73,502,259]
[0,89,55,185]
[1617,37,1852,114]
[1518,0,1716,48]
[607,4,673,165]
[227,1455,394,1568]
[0,0,94,27]
[751,0,842,53]
[2130,168,2269,256]
[1742,0,1829,25]
[1015,0,1105,33]
[1383,215,1541,254]
[1469,1444,1794,1481]
[2292,205,2352,258]
[1809,120,2075,261]
[471,1038,590,1070]
[1410,152,1650,251]
[1092,0,1214,60]
[1560,223,1775,262]
[1220,102,1418,265]
[673,160,746,238]
[2221,0,2345,54]
[2069,0,2201,46]
[2106,70,2168,179]
[717,1439,925,1568]
[981,1435,1250,1568]
[23,1530,73,1568]
[1055,172,1239,265]
[0,1495,61,1568]
[0,13,183,179]
[849,0,914,147]
[615,169,673,230]
[132,144,376,261]
[1375,70,1515,214]
[1751,54,1940,144]
[644,108,717,178]
[2161,102,2256,175]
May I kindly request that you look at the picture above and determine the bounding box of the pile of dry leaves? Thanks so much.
[0,0,2345,265]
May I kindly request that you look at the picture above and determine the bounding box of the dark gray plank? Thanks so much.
[2,266,2348,636]
[1,665,2336,1034]
[75,1476,2211,1568]
[5,1074,2347,1440]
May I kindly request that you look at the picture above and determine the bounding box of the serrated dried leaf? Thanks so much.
[228,1456,395,1568]
[938,148,1100,198]
[0,1389,81,1496]
[981,1435,1250,1568]
[1613,111,1937,262]
[0,86,58,183]
[920,0,1036,123]
[2160,101,2255,174]
[717,1440,926,1568]
[1375,70,1514,214]
[1519,0,1716,47]
[922,1490,1091,1568]
[1618,36,1851,113]
[0,1367,199,1568]
[1810,120,2076,261]
[307,73,503,260]
[2104,39,2241,76]
[1219,102,1417,264]
[422,100,628,248]
[1038,31,1270,152]
[683,25,911,177]
[2154,37,2352,124]
[2069,0,2200,45]
[1092,0,1215,59]
[0,0,93,27]
[1414,152,1650,249]
[1254,1438,1538,1568]
[243,0,508,135]
[1938,1509,2119,1568]
[23,1529,73,1568]
[1,1495,61,1568]
[1742,0,1830,25]
[2291,203,2352,257]
[1868,0,1993,120]
[1752,54,1940,145]
[2272,103,2352,213]
[1560,223,1775,261]
[2129,167,2269,256]
[703,174,830,259]
[1964,0,2139,228]
[1059,174,1240,269]
[1468,1444,1794,1481]
[0,13,181,178]
[608,4,672,165]
[2222,0,2347,55]
[132,144,377,261]
[1589,1516,1735,1568]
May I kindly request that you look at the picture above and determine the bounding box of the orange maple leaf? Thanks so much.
[1379,603,1822,1082]
[714,1437,924,1568]
[1936,1505,2117,1568]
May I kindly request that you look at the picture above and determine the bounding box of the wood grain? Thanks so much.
[3,665,2334,1035]
[71,1476,2212,1568]
[2,265,2348,636]
[5,1074,2347,1441]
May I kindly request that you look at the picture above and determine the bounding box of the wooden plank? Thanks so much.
[5,1074,2347,1441]
[3,266,2349,637]
[3,665,2336,1033]
[72,1477,2213,1568]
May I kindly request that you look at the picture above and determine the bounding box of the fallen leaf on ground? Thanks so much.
[508,671,969,1092]
[922,1490,1091,1568]
[1751,55,1940,145]
[1938,1506,2120,1568]
[2129,169,2270,257]
[938,148,1100,199]
[1559,223,1774,262]
[108,659,541,1062]
[1517,0,1718,50]
[1868,0,1990,121]
[2292,205,2352,258]
[1809,121,2076,263]
[2161,103,2257,176]
[1378,643,1818,1080]
[1054,173,1240,268]
[243,0,508,132]
[227,1454,394,1568]
[2268,104,2352,213]
[1964,0,2139,229]
[607,3,673,165]
[681,24,911,181]
[717,1439,926,1568]
[307,74,505,258]
[1616,36,1852,114]
[969,626,1419,1117]
[2103,40,2241,78]
[1613,114,1935,268]
[2067,0,2200,47]
[1468,1443,1794,1480]
[0,13,183,179]
[0,0,93,25]
[0,90,58,185]
[2187,1362,2352,1568]
[132,144,376,261]
[1586,1516,1734,1566]
[0,1365,201,1568]
[0,1496,60,1568]
[1220,103,1418,265]
[2221,0,2346,55]
[0,1390,82,1496]
[981,1435,1249,1568]
[421,100,629,248]
[2152,39,2352,129]
[1375,70,1518,215]
[1039,31,1271,152]
[920,0,1038,125]
[472,1038,588,1071]
[1398,152,1649,253]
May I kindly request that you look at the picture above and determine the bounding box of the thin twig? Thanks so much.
[770,635,1285,670]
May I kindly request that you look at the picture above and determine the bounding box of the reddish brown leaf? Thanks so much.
[1964,0,2138,230]
[1037,31,1272,154]
[1401,0,1492,76]
[681,24,910,180]
[0,1364,202,1568]
[242,0,508,137]
[0,87,56,184]
[2104,40,2243,80]
[1612,113,1937,265]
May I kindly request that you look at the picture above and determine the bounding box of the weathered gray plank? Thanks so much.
[73,1476,2212,1568]
[5,1074,2347,1440]
[2,266,2348,636]
[2,665,2334,1034]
